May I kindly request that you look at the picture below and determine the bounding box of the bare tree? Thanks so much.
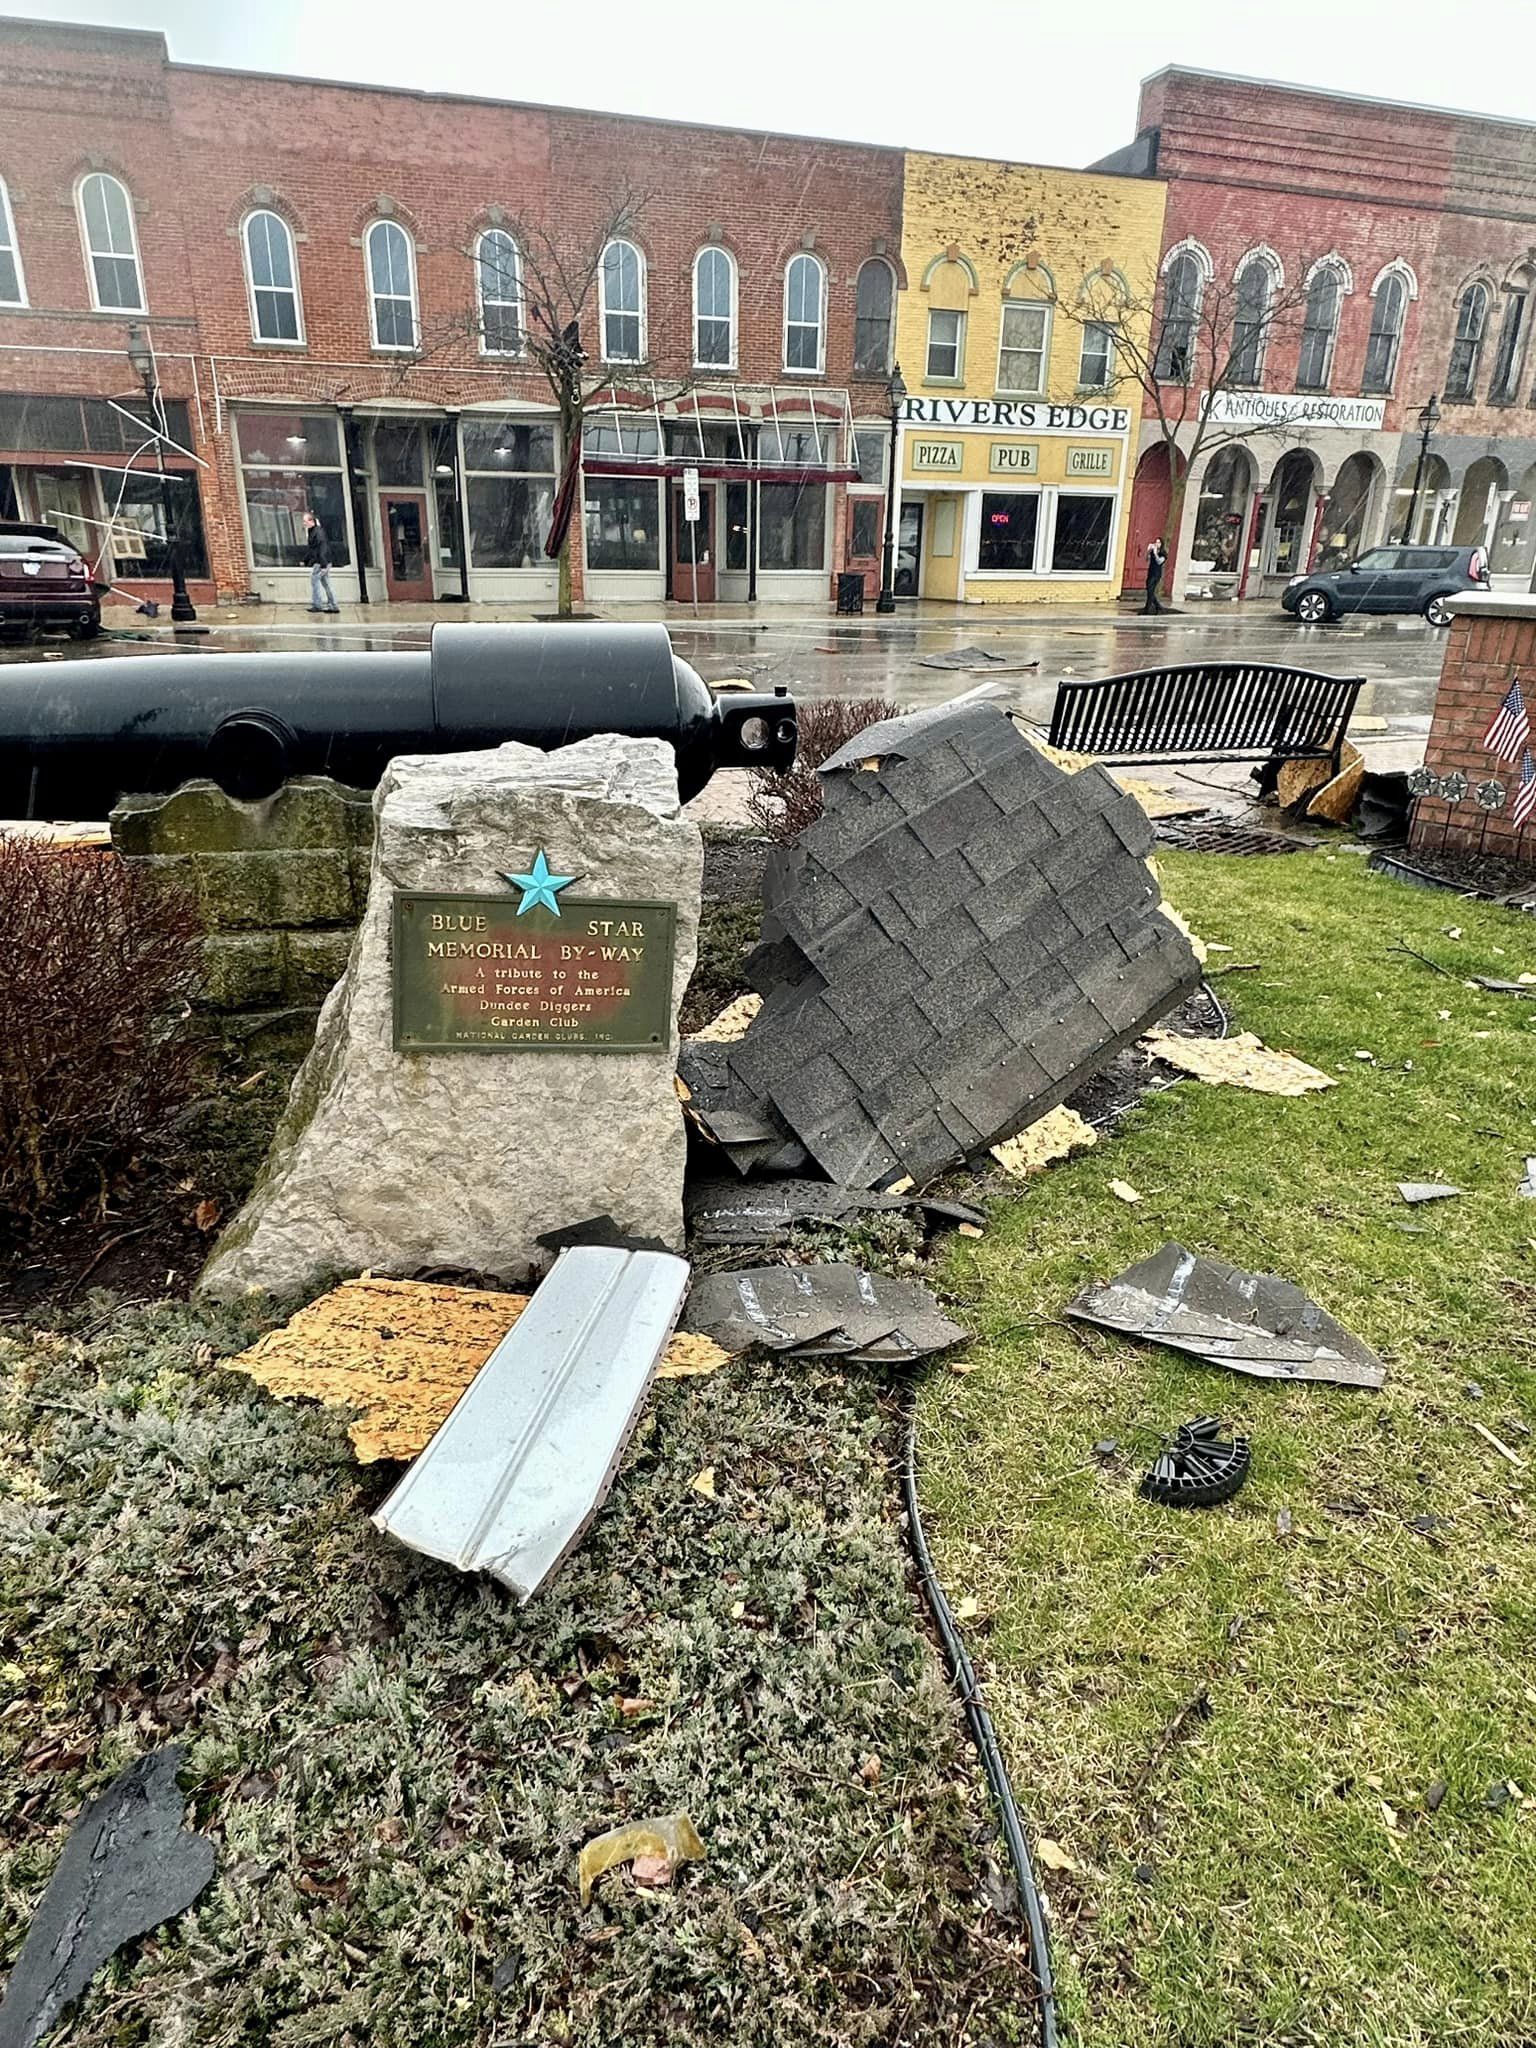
[412,185,696,615]
[1065,257,1330,575]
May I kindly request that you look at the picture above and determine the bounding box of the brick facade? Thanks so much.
[0,17,902,609]
[1410,595,1536,868]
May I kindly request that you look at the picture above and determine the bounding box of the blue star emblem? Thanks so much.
[503,849,577,916]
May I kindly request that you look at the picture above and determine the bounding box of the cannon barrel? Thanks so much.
[0,621,798,818]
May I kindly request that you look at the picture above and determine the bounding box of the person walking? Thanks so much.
[303,511,341,614]
[1142,535,1167,615]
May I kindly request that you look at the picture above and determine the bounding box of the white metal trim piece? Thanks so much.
[372,1247,690,1603]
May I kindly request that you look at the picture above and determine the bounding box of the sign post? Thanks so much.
[682,465,701,619]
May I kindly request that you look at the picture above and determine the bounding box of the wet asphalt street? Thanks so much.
[1,600,1447,744]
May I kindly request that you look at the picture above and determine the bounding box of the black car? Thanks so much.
[0,523,101,640]
[1281,543,1489,626]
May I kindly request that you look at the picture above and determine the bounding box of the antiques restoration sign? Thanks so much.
[393,891,676,1052]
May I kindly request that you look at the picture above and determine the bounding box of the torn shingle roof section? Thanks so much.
[726,702,1201,1189]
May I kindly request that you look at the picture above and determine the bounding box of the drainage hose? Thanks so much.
[901,1402,1059,2048]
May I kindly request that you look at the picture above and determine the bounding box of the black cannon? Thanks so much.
[0,621,798,819]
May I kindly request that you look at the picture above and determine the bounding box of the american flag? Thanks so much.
[1513,750,1536,832]
[1482,676,1530,763]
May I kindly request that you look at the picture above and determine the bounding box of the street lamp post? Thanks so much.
[875,363,906,615]
[126,324,197,623]
[1400,393,1442,545]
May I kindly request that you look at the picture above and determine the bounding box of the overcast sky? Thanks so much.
[10,0,1534,167]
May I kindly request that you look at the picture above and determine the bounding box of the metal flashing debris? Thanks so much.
[685,1177,983,1245]
[227,1274,723,1464]
[1066,1243,1386,1389]
[1396,1182,1462,1205]
[719,699,1199,1190]
[1142,1027,1335,1097]
[682,1263,969,1364]
[0,1747,215,2048]
[372,1248,689,1602]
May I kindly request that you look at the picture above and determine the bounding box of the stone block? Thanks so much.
[285,928,356,1001]
[202,932,287,1010]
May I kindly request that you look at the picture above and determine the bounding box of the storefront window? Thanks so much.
[849,498,881,559]
[109,471,209,579]
[586,418,662,461]
[978,492,1038,572]
[854,429,887,486]
[1193,448,1252,573]
[584,478,661,569]
[428,422,461,573]
[373,421,423,487]
[462,415,557,569]
[725,482,750,570]
[236,408,350,569]
[1051,494,1113,572]
[760,422,832,466]
[1316,453,1379,570]
[759,482,825,569]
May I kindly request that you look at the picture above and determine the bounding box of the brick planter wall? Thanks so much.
[1410,594,1536,870]
[110,777,372,1030]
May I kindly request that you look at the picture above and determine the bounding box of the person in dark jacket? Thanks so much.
[303,511,340,614]
[1142,536,1167,614]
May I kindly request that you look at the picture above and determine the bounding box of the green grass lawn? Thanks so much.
[922,849,1536,2048]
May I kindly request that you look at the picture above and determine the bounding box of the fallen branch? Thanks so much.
[1388,938,1459,982]
[1470,1418,1526,1469]
[1131,1686,1212,1794]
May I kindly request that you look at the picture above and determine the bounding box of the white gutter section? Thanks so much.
[372,1246,690,1603]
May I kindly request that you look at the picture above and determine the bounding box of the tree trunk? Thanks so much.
[556,396,582,618]
[557,532,573,617]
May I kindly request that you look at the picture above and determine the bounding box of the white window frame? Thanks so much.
[365,218,418,353]
[0,176,26,308]
[599,237,647,365]
[997,297,1051,397]
[241,208,305,348]
[1362,272,1407,395]
[1078,320,1115,391]
[76,171,144,314]
[964,482,1122,582]
[925,306,966,383]
[853,257,896,375]
[691,245,737,371]
[782,252,826,376]
[476,228,523,358]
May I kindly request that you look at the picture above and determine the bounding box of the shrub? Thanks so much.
[0,837,204,1226]
[747,695,901,845]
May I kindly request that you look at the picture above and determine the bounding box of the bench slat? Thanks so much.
[1048,661,1362,768]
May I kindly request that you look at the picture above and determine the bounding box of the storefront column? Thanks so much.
[339,407,371,605]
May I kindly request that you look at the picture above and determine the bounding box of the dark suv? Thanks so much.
[1282,544,1489,627]
[0,523,101,641]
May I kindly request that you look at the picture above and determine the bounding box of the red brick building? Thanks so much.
[0,17,904,610]
[1100,71,1536,603]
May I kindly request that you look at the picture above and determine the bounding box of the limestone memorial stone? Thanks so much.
[200,735,701,1301]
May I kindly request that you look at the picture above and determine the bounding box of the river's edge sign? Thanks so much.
[392,891,677,1052]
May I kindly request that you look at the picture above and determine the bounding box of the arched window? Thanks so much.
[0,177,24,307]
[1297,262,1344,391]
[78,172,143,312]
[243,210,302,344]
[784,253,826,373]
[1362,271,1407,393]
[1490,266,1534,404]
[477,229,522,356]
[600,238,645,363]
[1230,258,1272,386]
[693,245,736,369]
[853,258,895,374]
[1154,249,1203,382]
[366,219,417,350]
[1446,282,1490,400]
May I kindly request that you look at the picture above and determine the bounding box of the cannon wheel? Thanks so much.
[207,712,295,802]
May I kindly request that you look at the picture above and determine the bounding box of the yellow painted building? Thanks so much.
[894,152,1166,605]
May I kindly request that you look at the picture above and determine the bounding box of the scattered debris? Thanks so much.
[1143,1027,1335,1097]
[1397,1182,1462,1205]
[720,699,1200,1189]
[372,1249,690,1602]
[0,1747,215,2048]
[1470,1418,1526,1469]
[690,1466,718,1500]
[692,991,763,1043]
[535,1215,674,1256]
[1109,1179,1143,1205]
[1519,1159,1536,1201]
[684,1177,984,1245]
[991,1105,1099,1178]
[1067,1243,1387,1389]
[918,645,1017,670]
[1130,1686,1214,1791]
[1473,976,1536,997]
[676,1034,809,1175]
[227,1274,724,1463]
[1092,1438,1119,1460]
[1304,742,1366,826]
[577,1814,706,1908]
[1140,1417,1251,1507]
[1034,1839,1080,1875]
[682,1262,969,1364]
[1425,1779,1448,1813]
[1486,1782,1515,1813]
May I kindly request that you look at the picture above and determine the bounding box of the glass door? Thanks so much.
[381,492,433,601]
[672,482,715,602]
[896,500,923,596]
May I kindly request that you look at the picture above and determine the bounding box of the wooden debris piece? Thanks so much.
[991,1105,1099,1179]
[1143,1027,1335,1097]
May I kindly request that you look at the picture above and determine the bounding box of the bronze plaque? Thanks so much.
[392,892,677,1053]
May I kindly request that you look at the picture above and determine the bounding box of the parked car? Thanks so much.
[0,523,101,641]
[1282,544,1489,626]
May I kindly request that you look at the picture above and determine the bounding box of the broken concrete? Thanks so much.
[721,700,1199,1189]
[1067,1243,1386,1389]
[0,1747,214,2048]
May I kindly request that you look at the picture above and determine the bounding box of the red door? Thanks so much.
[381,492,433,602]
[672,483,715,603]
[1122,443,1184,598]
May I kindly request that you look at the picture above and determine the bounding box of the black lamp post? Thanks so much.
[126,323,197,623]
[1400,392,1442,545]
[875,362,906,615]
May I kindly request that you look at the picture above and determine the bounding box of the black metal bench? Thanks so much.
[1048,662,1364,774]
